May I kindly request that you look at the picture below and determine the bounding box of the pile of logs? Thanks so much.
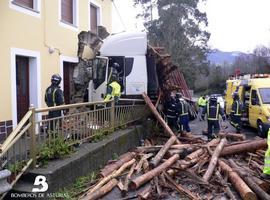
[78,94,270,200]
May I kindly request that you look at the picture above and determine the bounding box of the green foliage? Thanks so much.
[112,153,119,160]
[39,137,73,166]
[54,171,97,200]
[7,160,27,174]
[134,0,210,88]
[91,130,106,143]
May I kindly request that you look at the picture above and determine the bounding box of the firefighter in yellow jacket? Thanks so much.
[262,128,270,179]
[104,74,121,103]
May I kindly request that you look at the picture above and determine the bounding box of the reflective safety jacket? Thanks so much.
[165,98,176,119]
[231,99,243,116]
[104,81,121,101]
[263,129,270,175]
[202,101,225,121]
[45,85,64,107]
[198,97,207,107]
[175,98,189,116]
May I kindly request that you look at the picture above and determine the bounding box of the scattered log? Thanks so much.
[215,170,237,200]
[142,93,180,144]
[138,185,151,200]
[164,172,199,200]
[252,176,270,192]
[80,178,118,200]
[220,139,267,156]
[219,132,246,141]
[229,159,270,200]
[135,153,153,174]
[186,139,219,160]
[150,136,177,167]
[218,160,257,200]
[89,159,136,195]
[154,176,162,196]
[203,138,227,182]
[142,160,149,173]
[130,154,179,190]
[122,163,136,197]
[99,152,136,178]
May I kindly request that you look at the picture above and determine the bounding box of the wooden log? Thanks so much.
[186,139,219,161]
[138,185,151,200]
[218,160,256,200]
[203,138,227,182]
[142,93,180,144]
[229,159,270,200]
[135,153,153,174]
[89,159,136,195]
[99,152,136,177]
[142,160,149,173]
[252,176,270,192]
[220,139,267,156]
[164,172,199,200]
[129,154,179,190]
[154,176,162,196]
[215,170,237,200]
[136,144,194,153]
[80,178,118,200]
[219,132,246,141]
[150,136,177,167]
[122,163,136,197]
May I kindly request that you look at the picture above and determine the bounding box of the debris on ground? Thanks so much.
[77,94,270,200]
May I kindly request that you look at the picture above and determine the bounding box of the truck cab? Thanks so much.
[89,32,158,102]
[225,75,270,137]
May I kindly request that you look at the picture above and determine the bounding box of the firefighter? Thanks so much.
[202,95,226,140]
[45,74,65,130]
[262,128,270,179]
[104,74,121,103]
[175,92,191,135]
[165,92,178,132]
[230,92,243,133]
[198,94,207,121]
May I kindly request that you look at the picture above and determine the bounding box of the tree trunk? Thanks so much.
[142,93,180,144]
[203,138,227,182]
[219,132,246,141]
[220,139,267,156]
[80,178,118,200]
[99,152,136,177]
[150,136,177,168]
[229,159,270,200]
[130,154,179,190]
[218,160,256,200]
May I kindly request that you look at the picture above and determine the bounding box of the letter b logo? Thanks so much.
[32,175,48,192]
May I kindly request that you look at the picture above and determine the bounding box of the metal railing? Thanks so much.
[0,98,147,195]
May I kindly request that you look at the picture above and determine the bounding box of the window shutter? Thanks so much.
[90,5,98,33]
[13,0,34,9]
[61,0,73,24]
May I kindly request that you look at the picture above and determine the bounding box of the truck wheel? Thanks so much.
[257,120,265,138]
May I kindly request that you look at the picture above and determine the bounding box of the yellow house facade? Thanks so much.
[0,0,112,139]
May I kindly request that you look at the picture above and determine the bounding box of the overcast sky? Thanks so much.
[112,0,270,53]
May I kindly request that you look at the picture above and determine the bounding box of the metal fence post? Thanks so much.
[29,105,37,168]
[110,100,115,131]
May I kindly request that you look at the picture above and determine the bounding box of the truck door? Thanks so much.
[92,56,109,102]
[249,89,261,127]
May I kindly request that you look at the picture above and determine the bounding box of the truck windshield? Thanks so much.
[259,88,270,104]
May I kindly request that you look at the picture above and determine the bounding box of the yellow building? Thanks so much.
[0,0,112,138]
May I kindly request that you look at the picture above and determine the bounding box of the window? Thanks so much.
[89,2,101,33]
[259,88,270,104]
[60,0,78,27]
[13,0,33,9]
[90,4,98,33]
[93,58,108,89]
[10,0,40,17]
[251,90,260,105]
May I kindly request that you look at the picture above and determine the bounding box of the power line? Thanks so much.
[112,0,127,30]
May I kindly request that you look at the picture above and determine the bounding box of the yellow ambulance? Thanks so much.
[225,74,270,137]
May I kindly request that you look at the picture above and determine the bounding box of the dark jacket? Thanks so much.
[202,101,225,121]
[175,98,189,116]
[45,84,64,107]
[231,100,243,116]
[165,98,176,119]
